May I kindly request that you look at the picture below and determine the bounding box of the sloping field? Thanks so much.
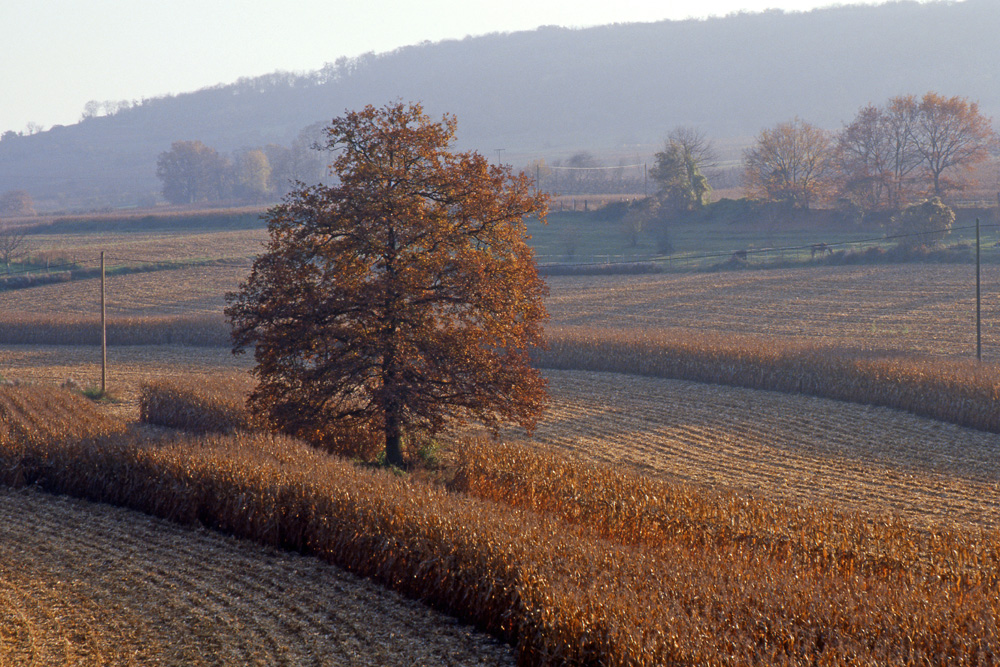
[3,344,999,531]
[1,264,251,317]
[30,228,266,264]
[3,348,1000,661]
[0,485,515,666]
[507,370,1000,531]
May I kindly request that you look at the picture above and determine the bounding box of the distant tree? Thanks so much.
[80,100,102,121]
[650,127,714,214]
[263,128,326,197]
[226,102,549,467]
[0,190,36,217]
[910,92,996,196]
[288,124,327,183]
[744,118,835,209]
[891,196,955,249]
[233,149,272,203]
[563,151,600,193]
[156,141,229,204]
[0,221,31,273]
[620,199,649,247]
[837,99,922,212]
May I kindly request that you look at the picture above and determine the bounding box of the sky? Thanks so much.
[0,0,936,135]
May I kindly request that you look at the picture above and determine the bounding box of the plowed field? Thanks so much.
[5,263,1000,358]
[546,264,1000,357]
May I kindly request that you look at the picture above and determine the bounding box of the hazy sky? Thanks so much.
[1,1,940,134]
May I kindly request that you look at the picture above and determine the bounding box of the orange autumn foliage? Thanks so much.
[226,102,549,465]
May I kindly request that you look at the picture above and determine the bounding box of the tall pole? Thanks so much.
[976,218,982,361]
[101,251,107,394]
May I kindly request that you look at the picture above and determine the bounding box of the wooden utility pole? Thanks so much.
[976,219,982,361]
[101,251,107,394]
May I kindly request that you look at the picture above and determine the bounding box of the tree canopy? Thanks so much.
[891,196,955,249]
[743,118,835,210]
[226,102,549,466]
[837,93,995,211]
[650,127,714,214]
[911,92,995,197]
[155,140,229,204]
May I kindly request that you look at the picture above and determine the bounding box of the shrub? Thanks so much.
[891,197,955,249]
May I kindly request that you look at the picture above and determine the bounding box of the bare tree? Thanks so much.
[837,101,921,211]
[0,222,31,274]
[911,92,996,196]
[744,118,835,209]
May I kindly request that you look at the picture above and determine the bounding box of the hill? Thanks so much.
[1,0,997,209]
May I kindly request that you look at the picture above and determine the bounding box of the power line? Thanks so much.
[548,164,644,171]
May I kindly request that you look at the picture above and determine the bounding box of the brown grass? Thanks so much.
[452,440,1000,660]
[4,383,998,664]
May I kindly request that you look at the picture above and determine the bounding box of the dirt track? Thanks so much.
[0,486,514,667]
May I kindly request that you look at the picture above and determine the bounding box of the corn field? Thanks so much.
[0,486,513,666]
[3,383,998,664]
[539,325,1000,436]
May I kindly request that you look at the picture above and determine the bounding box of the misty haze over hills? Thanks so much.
[1,0,997,210]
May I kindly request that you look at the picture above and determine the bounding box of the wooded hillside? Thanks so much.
[1,0,996,209]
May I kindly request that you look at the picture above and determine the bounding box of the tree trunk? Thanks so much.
[384,411,404,467]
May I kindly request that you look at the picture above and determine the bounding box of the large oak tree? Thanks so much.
[226,102,549,466]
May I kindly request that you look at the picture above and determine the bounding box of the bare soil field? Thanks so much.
[546,264,1000,357]
[31,228,267,265]
[2,264,251,318]
[0,486,514,666]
